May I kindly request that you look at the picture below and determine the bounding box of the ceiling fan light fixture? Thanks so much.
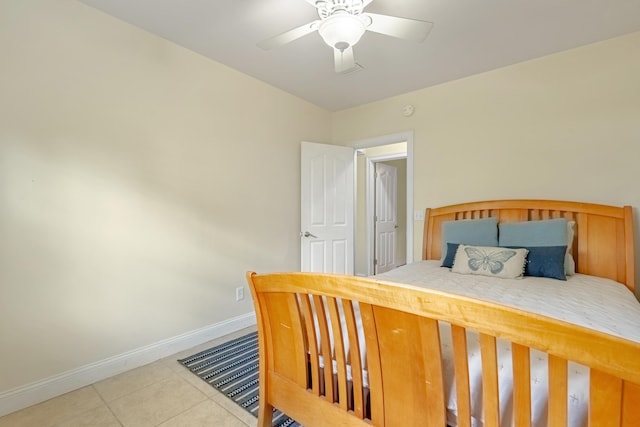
[318,13,366,50]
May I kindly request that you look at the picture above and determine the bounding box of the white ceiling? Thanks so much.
[78,0,640,111]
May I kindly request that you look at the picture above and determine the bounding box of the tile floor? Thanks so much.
[0,327,259,427]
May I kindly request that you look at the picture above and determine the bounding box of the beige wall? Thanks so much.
[0,0,331,393]
[333,31,640,294]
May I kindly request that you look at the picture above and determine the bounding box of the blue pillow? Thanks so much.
[498,218,568,247]
[505,246,567,280]
[441,242,460,268]
[441,217,498,257]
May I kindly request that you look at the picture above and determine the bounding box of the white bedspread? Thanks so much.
[375,261,640,427]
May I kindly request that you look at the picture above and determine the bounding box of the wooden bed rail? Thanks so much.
[247,271,640,427]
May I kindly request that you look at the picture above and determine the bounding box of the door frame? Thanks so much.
[349,132,414,277]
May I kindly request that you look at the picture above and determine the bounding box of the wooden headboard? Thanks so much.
[422,199,636,292]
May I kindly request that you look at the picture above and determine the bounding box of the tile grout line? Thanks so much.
[91,384,124,427]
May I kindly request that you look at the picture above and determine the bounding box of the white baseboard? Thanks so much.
[0,312,256,417]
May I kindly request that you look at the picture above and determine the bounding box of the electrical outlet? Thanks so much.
[235,286,244,301]
[414,209,425,221]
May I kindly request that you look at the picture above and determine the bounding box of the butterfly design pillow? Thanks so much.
[452,245,528,279]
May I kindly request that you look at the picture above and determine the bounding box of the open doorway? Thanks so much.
[372,155,407,274]
[350,133,413,276]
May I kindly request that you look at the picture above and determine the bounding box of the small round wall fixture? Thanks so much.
[402,104,415,117]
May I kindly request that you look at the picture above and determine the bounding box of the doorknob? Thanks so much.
[301,231,317,238]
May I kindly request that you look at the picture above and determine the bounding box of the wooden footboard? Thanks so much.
[247,271,640,427]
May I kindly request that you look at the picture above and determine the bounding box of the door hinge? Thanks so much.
[374,259,378,265]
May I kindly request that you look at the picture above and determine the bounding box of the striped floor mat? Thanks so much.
[178,331,300,427]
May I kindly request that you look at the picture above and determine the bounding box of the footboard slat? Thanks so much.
[359,302,384,423]
[420,318,447,426]
[342,300,365,419]
[512,343,532,427]
[312,295,336,402]
[326,297,349,411]
[622,381,640,426]
[590,369,622,426]
[368,306,447,426]
[299,295,320,395]
[548,355,568,425]
[480,334,500,426]
[261,293,307,386]
[451,325,472,427]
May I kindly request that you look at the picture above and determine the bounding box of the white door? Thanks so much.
[301,141,355,274]
[374,162,397,274]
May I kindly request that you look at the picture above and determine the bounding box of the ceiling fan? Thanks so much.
[257,0,434,73]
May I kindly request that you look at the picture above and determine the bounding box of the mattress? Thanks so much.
[377,260,640,342]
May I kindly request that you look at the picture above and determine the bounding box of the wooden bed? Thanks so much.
[246,199,640,427]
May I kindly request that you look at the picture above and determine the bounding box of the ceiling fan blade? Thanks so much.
[334,46,358,74]
[257,20,320,50]
[365,13,433,42]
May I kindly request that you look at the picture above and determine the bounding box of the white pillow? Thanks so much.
[452,245,528,279]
